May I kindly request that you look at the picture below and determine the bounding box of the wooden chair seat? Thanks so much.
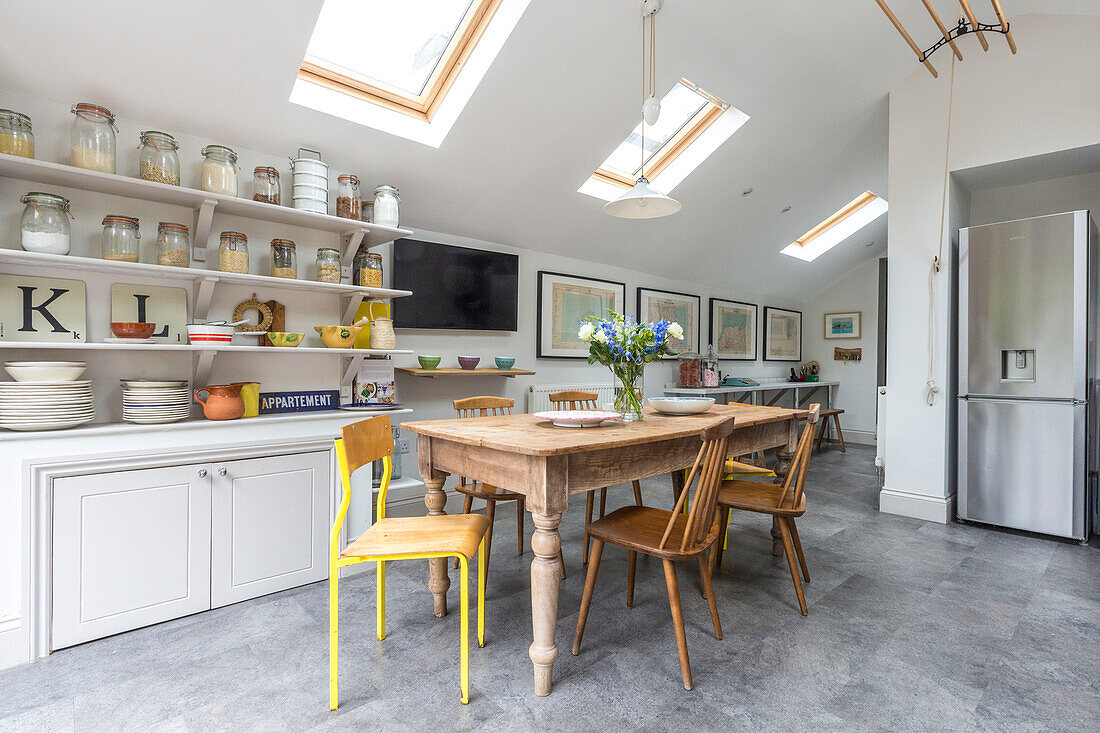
[454,481,524,501]
[342,514,490,561]
[587,506,721,560]
[717,480,806,517]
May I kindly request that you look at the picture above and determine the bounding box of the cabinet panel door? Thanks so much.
[52,465,212,650]
[210,451,330,607]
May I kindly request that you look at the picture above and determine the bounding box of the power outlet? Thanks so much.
[339,385,351,399]
[397,438,411,455]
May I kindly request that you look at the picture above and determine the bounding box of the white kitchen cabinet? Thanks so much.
[51,464,212,650]
[210,451,330,607]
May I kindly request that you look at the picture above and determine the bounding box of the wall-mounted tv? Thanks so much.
[392,239,519,331]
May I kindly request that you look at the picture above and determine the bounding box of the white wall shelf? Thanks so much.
[0,341,413,356]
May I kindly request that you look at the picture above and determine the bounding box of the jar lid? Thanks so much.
[337,174,360,184]
[140,130,178,148]
[366,252,382,261]
[220,230,247,240]
[374,184,399,197]
[270,238,296,248]
[317,247,339,255]
[254,165,279,176]
[158,222,190,234]
[202,144,238,162]
[102,215,140,227]
[72,102,115,122]
[21,191,70,208]
[0,109,31,126]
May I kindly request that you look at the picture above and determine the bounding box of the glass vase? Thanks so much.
[612,362,645,422]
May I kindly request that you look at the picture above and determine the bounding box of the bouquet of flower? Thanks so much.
[578,311,683,421]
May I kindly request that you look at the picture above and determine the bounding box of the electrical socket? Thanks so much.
[397,438,411,455]
[339,386,351,398]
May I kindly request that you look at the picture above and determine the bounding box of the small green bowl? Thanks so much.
[494,356,516,370]
[418,355,441,370]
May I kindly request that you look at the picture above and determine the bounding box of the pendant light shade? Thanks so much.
[603,177,681,219]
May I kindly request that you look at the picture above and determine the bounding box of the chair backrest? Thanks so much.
[660,415,737,554]
[548,390,599,410]
[779,403,820,509]
[453,396,514,418]
[332,416,395,555]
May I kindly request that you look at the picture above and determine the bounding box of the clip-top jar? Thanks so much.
[336,174,361,220]
[253,166,280,205]
[218,231,248,273]
[701,344,720,387]
[200,145,238,196]
[138,131,180,185]
[316,248,341,283]
[102,215,141,262]
[20,192,72,255]
[269,238,297,279]
[677,351,702,388]
[70,102,117,173]
[157,222,190,267]
[373,185,400,228]
[353,249,383,288]
[0,109,34,158]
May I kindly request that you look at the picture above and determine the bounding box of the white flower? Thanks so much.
[593,329,608,344]
[667,322,684,340]
[578,322,595,341]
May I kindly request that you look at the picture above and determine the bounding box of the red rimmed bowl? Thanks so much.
[110,322,156,339]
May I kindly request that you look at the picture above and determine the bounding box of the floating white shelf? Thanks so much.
[0,341,413,356]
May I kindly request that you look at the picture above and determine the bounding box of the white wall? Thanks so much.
[803,258,881,442]
[969,170,1100,226]
[883,14,1100,523]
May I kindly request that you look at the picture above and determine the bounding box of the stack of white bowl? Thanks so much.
[1,361,93,431]
[290,149,329,214]
[121,379,191,424]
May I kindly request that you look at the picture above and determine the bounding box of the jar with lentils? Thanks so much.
[101,215,141,262]
[138,131,180,185]
[157,222,191,267]
[218,231,248,273]
[269,238,297,279]
[316,247,341,283]
[336,174,361,220]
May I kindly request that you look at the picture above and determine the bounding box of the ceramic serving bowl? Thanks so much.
[3,361,87,382]
[418,355,441,370]
[458,355,480,370]
[494,356,516,370]
[648,396,716,415]
[268,332,304,347]
[314,325,362,348]
[187,324,235,344]
[111,322,156,339]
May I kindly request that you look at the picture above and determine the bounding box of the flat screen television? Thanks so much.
[392,239,519,331]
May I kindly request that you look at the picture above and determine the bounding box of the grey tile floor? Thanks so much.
[1,445,1097,732]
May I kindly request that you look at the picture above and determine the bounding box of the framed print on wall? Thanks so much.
[709,298,757,360]
[637,288,700,357]
[763,306,802,361]
[537,271,626,358]
[824,311,862,339]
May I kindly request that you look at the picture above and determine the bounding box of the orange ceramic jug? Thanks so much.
[194,383,245,420]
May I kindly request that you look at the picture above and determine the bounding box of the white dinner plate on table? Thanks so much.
[532,410,622,428]
[647,397,717,415]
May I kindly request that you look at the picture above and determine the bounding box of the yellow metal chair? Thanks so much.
[330,416,490,708]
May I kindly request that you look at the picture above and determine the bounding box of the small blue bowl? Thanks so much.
[495,356,516,370]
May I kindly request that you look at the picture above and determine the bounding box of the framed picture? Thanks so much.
[763,306,802,361]
[537,271,626,358]
[824,311,862,340]
[709,298,757,360]
[637,288,700,357]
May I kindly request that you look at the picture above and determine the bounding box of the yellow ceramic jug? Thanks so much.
[233,382,262,418]
[353,300,390,348]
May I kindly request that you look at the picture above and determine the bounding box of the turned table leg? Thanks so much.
[424,476,450,617]
[771,448,793,557]
[529,511,562,696]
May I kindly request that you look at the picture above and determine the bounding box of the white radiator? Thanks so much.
[875,386,886,469]
[527,383,615,413]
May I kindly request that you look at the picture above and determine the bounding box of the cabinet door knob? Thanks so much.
[218,467,227,477]
[198,469,208,478]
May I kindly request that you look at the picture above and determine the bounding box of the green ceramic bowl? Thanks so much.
[418,355,441,370]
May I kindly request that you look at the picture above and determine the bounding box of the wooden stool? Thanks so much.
[815,408,846,452]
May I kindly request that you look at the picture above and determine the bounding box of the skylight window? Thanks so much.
[780,191,888,262]
[579,79,749,202]
[291,0,529,147]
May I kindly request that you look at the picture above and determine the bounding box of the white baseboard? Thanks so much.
[840,429,876,446]
[0,618,28,671]
[879,487,955,524]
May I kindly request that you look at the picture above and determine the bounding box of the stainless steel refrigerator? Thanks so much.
[957,210,1097,541]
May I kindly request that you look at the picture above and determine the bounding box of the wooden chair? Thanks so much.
[815,407,846,452]
[714,404,820,616]
[451,396,565,579]
[547,390,645,565]
[572,415,736,690]
[330,416,489,708]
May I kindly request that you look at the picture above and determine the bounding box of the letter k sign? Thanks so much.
[0,274,87,343]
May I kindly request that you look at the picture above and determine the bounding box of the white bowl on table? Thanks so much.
[4,361,87,382]
[648,396,716,415]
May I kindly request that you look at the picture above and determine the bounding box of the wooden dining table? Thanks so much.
[401,402,804,696]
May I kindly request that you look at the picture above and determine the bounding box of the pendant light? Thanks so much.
[604,0,681,219]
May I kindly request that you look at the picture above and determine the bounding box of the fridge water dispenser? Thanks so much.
[1001,349,1036,382]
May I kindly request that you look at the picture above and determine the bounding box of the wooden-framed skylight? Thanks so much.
[780,191,889,262]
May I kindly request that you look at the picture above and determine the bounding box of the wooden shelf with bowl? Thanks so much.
[395,367,536,379]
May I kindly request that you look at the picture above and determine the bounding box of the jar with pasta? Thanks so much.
[101,215,141,262]
[70,102,117,173]
[218,231,248,273]
[269,238,297,279]
[353,251,383,288]
[157,222,190,267]
[316,247,341,283]
[138,131,180,185]
[0,109,34,158]
[200,145,238,196]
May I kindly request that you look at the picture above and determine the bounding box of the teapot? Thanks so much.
[194,383,245,420]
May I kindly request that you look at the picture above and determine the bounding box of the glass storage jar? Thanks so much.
[138,131,180,185]
[353,251,383,288]
[218,231,248,273]
[200,145,238,196]
[677,351,702,388]
[373,185,400,227]
[252,166,280,205]
[316,247,341,283]
[157,222,190,267]
[362,200,374,223]
[336,174,361,220]
[269,238,297,278]
[101,215,141,262]
[70,102,117,173]
[701,344,720,387]
[0,109,34,158]
[19,192,71,254]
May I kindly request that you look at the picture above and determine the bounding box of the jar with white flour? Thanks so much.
[20,192,72,255]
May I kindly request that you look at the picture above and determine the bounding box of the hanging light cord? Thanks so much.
[926,50,957,407]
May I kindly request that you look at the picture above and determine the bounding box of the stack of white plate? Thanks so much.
[0,380,94,431]
[121,379,191,424]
